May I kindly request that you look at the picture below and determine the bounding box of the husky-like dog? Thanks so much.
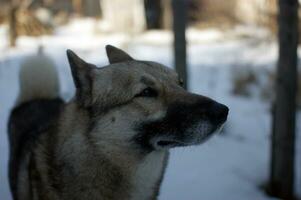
[8,45,228,200]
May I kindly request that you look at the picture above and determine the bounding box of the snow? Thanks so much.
[0,19,300,200]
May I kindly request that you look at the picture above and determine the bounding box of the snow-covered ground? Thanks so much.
[0,18,300,200]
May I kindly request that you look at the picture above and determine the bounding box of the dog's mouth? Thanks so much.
[151,138,187,149]
[156,140,184,148]
[150,123,225,150]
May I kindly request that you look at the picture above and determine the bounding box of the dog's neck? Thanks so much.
[38,103,169,200]
[130,150,168,200]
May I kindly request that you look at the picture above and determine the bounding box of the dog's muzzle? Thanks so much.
[135,95,229,151]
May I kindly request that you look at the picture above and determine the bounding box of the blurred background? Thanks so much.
[0,0,300,199]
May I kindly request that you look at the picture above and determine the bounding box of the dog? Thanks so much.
[8,45,228,200]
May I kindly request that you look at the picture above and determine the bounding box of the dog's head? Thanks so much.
[66,45,228,153]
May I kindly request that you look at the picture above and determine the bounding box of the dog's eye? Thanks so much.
[135,87,158,98]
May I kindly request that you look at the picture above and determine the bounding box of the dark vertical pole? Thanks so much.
[172,0,188,89]
[144,0,162,29]
[269,0,298,199]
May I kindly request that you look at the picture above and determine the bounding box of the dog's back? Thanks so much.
[8,52,63,199]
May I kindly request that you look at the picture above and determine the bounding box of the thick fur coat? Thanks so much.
[8,45,228,200]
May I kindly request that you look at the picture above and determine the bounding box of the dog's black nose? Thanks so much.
[207,102,229,125]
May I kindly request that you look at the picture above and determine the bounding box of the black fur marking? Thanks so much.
[8,98,64,198]
[29,152,44,199]
[134,101,205,150]
[134,99,228,150]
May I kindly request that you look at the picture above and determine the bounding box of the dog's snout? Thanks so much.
[207,102,229,125]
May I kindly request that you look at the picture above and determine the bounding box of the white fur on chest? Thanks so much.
[131,151,166,200]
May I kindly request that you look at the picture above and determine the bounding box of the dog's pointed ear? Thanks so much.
[66,49,95,107]
[106,45,134,64]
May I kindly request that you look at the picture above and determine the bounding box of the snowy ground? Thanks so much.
[0,19,300,200]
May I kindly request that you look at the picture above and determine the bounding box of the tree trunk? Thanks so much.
[144,0,162,29]
[9,1,18,47]
[269,0,298,199]
[162,0,172,29]
[172,0,188,89]
[100,0,146,33]
[84,0,101,17]
[73,0,83,16]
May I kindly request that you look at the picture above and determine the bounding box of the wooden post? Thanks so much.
[9,1,18,47]
[172,0,188,89]
[162,0,172,29]
[73,0,83,16]
[269,0,298,199]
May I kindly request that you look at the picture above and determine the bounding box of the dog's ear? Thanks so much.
[106,45,134,64]
[66,49,95,107]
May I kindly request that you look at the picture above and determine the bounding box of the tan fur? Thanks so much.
[9,45,228,200]
[27,101,168,200]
